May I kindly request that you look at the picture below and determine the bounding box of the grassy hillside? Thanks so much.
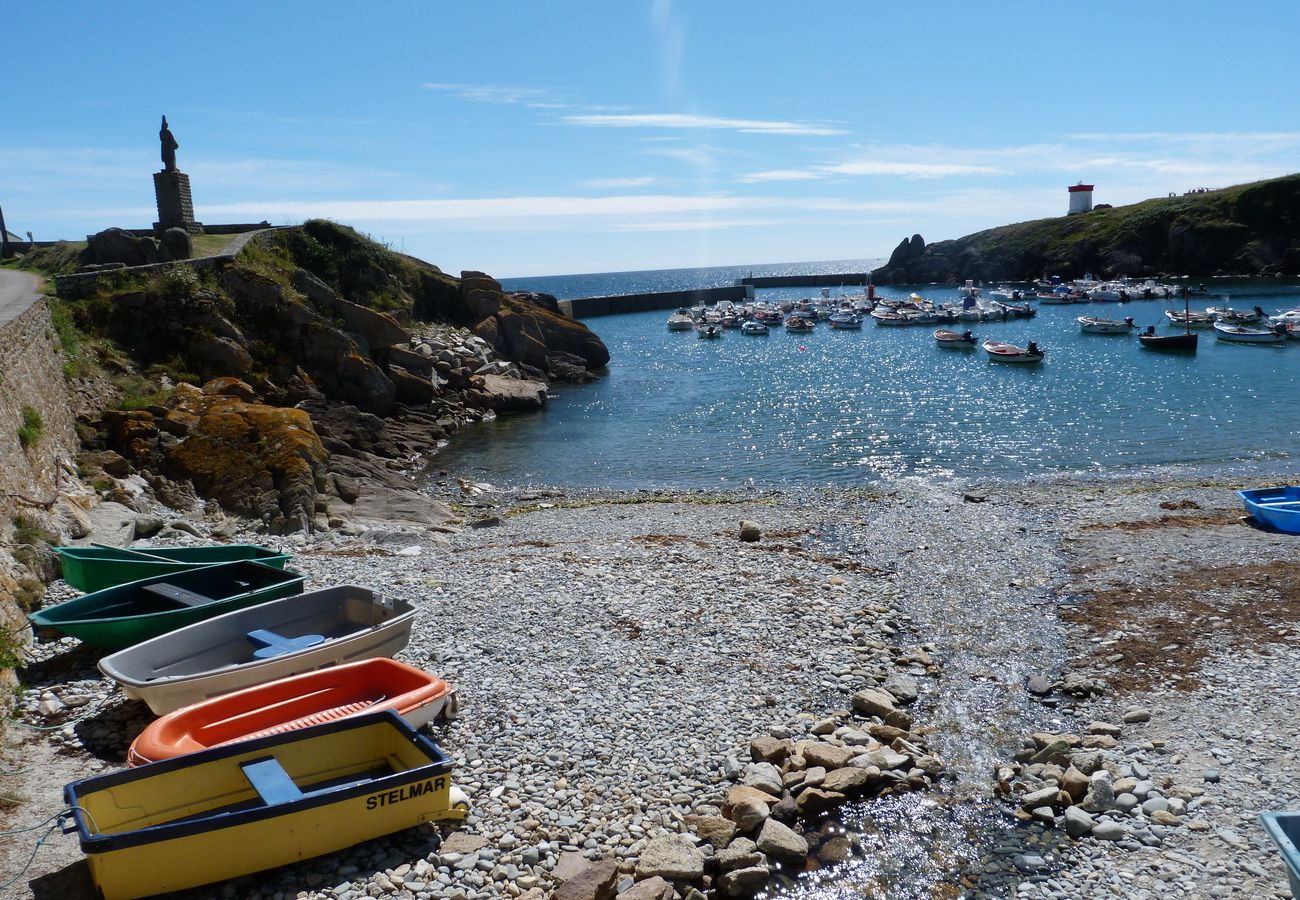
[873,174,1300,283]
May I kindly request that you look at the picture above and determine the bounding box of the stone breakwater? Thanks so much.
[4,476,1300,899]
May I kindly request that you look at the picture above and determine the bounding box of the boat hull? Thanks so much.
[1239,487,1300,534]
[99,585,417,715]
[982,341,1044,363]
[1260,812,1300,899]
[57,544,291,593]
[30,561,305,649]
[66,711,466,900]
[1139,333,1197,352]
[127,659,456,765]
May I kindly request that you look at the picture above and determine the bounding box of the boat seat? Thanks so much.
[140,583,213,607]
[241,757,303,805]
[246,629,326,659]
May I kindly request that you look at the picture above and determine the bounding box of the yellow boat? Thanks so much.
[64,710,468,900]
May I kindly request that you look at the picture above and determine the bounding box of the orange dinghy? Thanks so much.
[128,658,456,766]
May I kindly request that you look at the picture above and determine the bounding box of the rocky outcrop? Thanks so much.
[872,173,1300,283]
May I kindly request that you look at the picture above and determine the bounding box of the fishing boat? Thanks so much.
[56,544,291,593]
[1138,326,1198,352]
[1213,322,1287,344]
[827,311,863,329]
[982,340,1045,364]
[1164,308,1215,328]
[29,561,305,650]
[666,310,695,331]
[98,585,418,714]
[1238,486,1300,534]
[784,316,814,333]
[992,300,1036,319]
[1078,315,1135,334]
[1208,304,1266,324]
[697,324,723,339]
[740,320,769,335]
[1259,811,1300,899]
[934,329,977,348]
[65,710,468,900]
[127,658,456,766]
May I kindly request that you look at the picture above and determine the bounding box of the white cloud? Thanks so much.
[821,160,1004,178]
[420,82,572,109]
[565,113,846,136]
[579,176,656,189]
[614,217,782,232]
[737,169,824,183]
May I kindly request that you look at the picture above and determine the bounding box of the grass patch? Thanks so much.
[16,407,43,448]
[190,233,238,256]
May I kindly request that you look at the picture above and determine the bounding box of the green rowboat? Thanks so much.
[56,544,292,592]
[29,561,305,649]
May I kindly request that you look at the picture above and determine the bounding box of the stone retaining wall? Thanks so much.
[53,227,274,300]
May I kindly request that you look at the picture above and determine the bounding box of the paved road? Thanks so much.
[0,267,42,326]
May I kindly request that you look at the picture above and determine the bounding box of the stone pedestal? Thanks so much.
[153,170,204,235]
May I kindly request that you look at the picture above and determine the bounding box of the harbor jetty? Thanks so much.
[558,272,871,318]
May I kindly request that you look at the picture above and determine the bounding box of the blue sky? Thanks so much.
[3,1,1298,276]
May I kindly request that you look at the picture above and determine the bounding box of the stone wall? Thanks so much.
[54,227,273,300]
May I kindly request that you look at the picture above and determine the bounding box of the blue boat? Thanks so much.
[1239,487,1300,534]
[1260,812,1300,898]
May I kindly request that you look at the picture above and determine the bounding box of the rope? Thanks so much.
[0,811,68,892]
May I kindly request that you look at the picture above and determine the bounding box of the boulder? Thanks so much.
[86,228,156,267]
[717,866,769,899]
[347,483,458,531]
[1063,806,1095,838]
[496,309,550,369]
[851,687,899,719]
[795,787,845,817]
[802,743,855,770]
[82,501,138,547]
[881,673,920,704]
[635,834,704,881]
[820,766,875,795]
[716,838,762,873]
[1080,771,1116,813]
[187,332,254,377]
[161,227,192,261]
[684,814,736,848]
[390,367,435,406]
[1060,765,1090,803]
[738,521,762,542]
[553,858,619,900]
[750,735,789,764]
[728,797,769,833]
[469,375,547,413]
[201,377,258,402]
[742,762,783,796]
[618,876,673,900]
[501,294,610,368]
[755,819,808,864]
[163,387,329,531]
[725,785,781,809]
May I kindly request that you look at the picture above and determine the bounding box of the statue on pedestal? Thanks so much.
[160,116,179,173]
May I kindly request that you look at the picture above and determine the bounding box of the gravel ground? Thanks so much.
[2,474,1298,899]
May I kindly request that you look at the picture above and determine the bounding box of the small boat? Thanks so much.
[934,328,977,348]
[740,320,769,335]
[1078,315,1135,334]
[1164,308,1215,328]
[1259,811,1300,899]
[666,310,695,331]
[697,324,723,339]
[29,561,305,649]
[1213,322,1287,344]
[98,585,418,715]
[1208,304,1266,324]
[993,300,1036,319]
[827,311,863,329]
[66,710,468,900]
[56,544,291,593]
[982,340,1045,364]
[784,316,814,333]
[1138,326,1197,352]
[1238,486,1300,534]
[127,658,457,766]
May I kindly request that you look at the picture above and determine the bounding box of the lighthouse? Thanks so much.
[1067,182,1094,215]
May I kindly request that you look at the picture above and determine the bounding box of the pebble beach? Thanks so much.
[3,473,1298,899]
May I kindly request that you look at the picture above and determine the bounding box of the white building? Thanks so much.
[1068,183,1094,215]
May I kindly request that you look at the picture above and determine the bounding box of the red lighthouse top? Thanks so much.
[1068,184,1095,193]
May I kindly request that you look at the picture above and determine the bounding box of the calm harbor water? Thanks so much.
[439,264,1300,489]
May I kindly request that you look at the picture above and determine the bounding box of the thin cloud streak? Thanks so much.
[579,176,657,189]
[566,113,846,136]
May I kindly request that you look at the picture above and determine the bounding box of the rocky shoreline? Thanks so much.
[3,474,1298,899]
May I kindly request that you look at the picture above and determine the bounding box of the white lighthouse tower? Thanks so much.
[1067,182,1094,215]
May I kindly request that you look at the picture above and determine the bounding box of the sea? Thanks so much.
[430,260,1300,490]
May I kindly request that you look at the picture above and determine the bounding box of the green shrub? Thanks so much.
[16,407,43,448]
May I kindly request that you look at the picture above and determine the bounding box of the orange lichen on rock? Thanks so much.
[164,383,329,531]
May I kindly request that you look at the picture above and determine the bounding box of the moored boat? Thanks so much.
[29,561,305,649]
[1239,486,1300,534]
[784,316,814,333]
[982,340,1045,363]
[666,310,695,331]
[1258,812,1300,900]
[827,311,863,329]
[740,320,769,335]
[1208,304,1266,324]
[1078,315,1135,334]
[934,328,977,348]
[66,710,468,900]
[1138,327,1198,352]
[98,584,418,715]
[1213,322,1287,344]
[56,544,291,593]
[127,658,456,765]
[697,324,723,339]
[1164,308,1215,328]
